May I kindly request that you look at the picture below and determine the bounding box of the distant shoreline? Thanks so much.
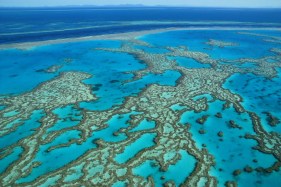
[0,27,280,50]
[1,6,281,9]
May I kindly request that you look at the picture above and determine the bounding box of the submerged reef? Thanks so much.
[205,39,238,48]
[1,30,281,186]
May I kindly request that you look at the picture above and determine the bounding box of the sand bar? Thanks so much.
[0,27,281,50]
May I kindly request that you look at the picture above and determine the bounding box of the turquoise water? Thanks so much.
[170,104,187,111]
[63,164,85,182]
[234,62,257,68]
[0,39,180,112]
[17,112,137,183]
[1,29,281,186]
[112,181,127,187]
[223,69,281,133]
[134,45,169,54]
[92,113,135,143]
[169,56,211,68]
[180,96,280,186]
[140,30,281,60]
[45,130,81,149]
[0,146,23,174]
[0,110,45,149]
[47,105,82,132]
[52,105,82,119]
[133,150,196,186]
[3,110,19,117]
[115,133,157,164]
[80,70,181,111]
[0,40,121,95]
[0,105,5,110]
[129,119,156,132]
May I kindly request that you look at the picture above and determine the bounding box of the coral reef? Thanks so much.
[1,30,281,186]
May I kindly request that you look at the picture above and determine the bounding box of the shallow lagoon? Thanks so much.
[1,29,281,186]
[223,69,281,133]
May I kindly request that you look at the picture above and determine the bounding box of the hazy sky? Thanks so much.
[0,0,281,8]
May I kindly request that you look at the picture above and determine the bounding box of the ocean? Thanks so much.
[1,7,281,43]
[0,7,281,187]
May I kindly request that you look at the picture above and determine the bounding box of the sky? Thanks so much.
[0,0,281,8]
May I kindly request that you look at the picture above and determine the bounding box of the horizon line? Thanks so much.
[1,5,281,9]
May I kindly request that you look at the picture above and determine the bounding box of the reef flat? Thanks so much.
[0,29,281,187]
[1,27,281,50]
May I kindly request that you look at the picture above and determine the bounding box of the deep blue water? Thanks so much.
[0,7,281,44]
